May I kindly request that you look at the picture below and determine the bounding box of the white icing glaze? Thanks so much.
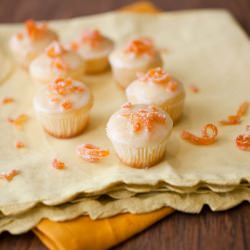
[9,29,58,66]
[29,48,84,82]
[34,79,93,113]
[77,38,114,60]
[106,104,173,147]
[109,48,162,69]
[126,78,185,106]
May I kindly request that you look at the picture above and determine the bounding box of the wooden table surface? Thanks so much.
[0,0,249,249]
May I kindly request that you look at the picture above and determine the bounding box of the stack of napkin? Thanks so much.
[0,2,249,249]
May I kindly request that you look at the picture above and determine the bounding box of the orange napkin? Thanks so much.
[34,207,174,250]
[34,2,174,250]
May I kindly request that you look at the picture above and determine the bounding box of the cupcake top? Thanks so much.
[10,20,58,60]
[126,67,185,106]
[34,77,93,113]
[109,37,162,68]
[29,41,84,80]
[106,103,173,146]
[70,29,114,59]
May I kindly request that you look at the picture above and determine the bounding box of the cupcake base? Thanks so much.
[85,56,110,74]
[36,108,89,138]
[110,138,169,168]
[161,99,185,123]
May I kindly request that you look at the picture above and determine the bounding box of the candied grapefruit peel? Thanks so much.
[7,114,29,128]
[121,102,167,132]
[137,67,178,92]
[220,101,248,125]
[70,29,104,51]
[2,97,14,105]
[46,42,69,71]
[25,19,48,41]
[181,123,218,145]
[189,85,199,93]
[0,169,19,182]
[235,125,250,151]
[124,38,155,56]
[76,144,110,163]
[48,77,85,110]
[15,141,26,149]
[52,158,65,170]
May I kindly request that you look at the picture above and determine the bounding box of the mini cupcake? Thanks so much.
[33,77,93,138]
[29,41,85,85]
[109,37,163,89]
[70,29,114,74]
[9,19,58,68]
[126,67,185,122]
[106,103,173,168]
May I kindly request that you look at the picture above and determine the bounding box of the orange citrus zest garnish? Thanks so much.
[2,97,14,105]
[16,32,24,40]
[48,78,76,95]
[15,141,25,149]
[76,144,110,163]
[46,42,68,71]
[61,100,73,110]
[25,19,47,40]
[125,38,155,56]
[235,125,250,151]
[81,29,104,47]
[46,42,66,58]
[52,158,65,170]
[8,114,29,128]
[70,41,79,51]
[51,59,68,71]
[137,68,178,92]
[121,104,166,132]
[236,101,249,117]
[122,102,133,109]
[0,169,19,182]
[181,123,218,145]
[189,85,199,93]
[220,101,248,125]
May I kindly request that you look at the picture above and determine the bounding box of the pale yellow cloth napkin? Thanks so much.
[34,3,175,250]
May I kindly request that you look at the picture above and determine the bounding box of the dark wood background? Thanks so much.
[0,0,249,249]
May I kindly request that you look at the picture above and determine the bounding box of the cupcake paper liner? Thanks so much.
[110,136,170,168]
[36,108,89,138]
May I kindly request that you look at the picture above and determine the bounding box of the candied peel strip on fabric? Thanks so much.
[181,124,218,145]
[76,144,110,163]
[235,125,250,151]
[220,101,249,125]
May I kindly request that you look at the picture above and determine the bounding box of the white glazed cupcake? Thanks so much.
[29,41,85,85]
[70,29,114,74]
[9,19,58,68]
[109,37,163,89]
[126,67,185,123]
[34,77,93,138]
[106,103,173,168]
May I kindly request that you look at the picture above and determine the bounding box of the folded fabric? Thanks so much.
[34,2,175,250]
[34,207,173,250]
